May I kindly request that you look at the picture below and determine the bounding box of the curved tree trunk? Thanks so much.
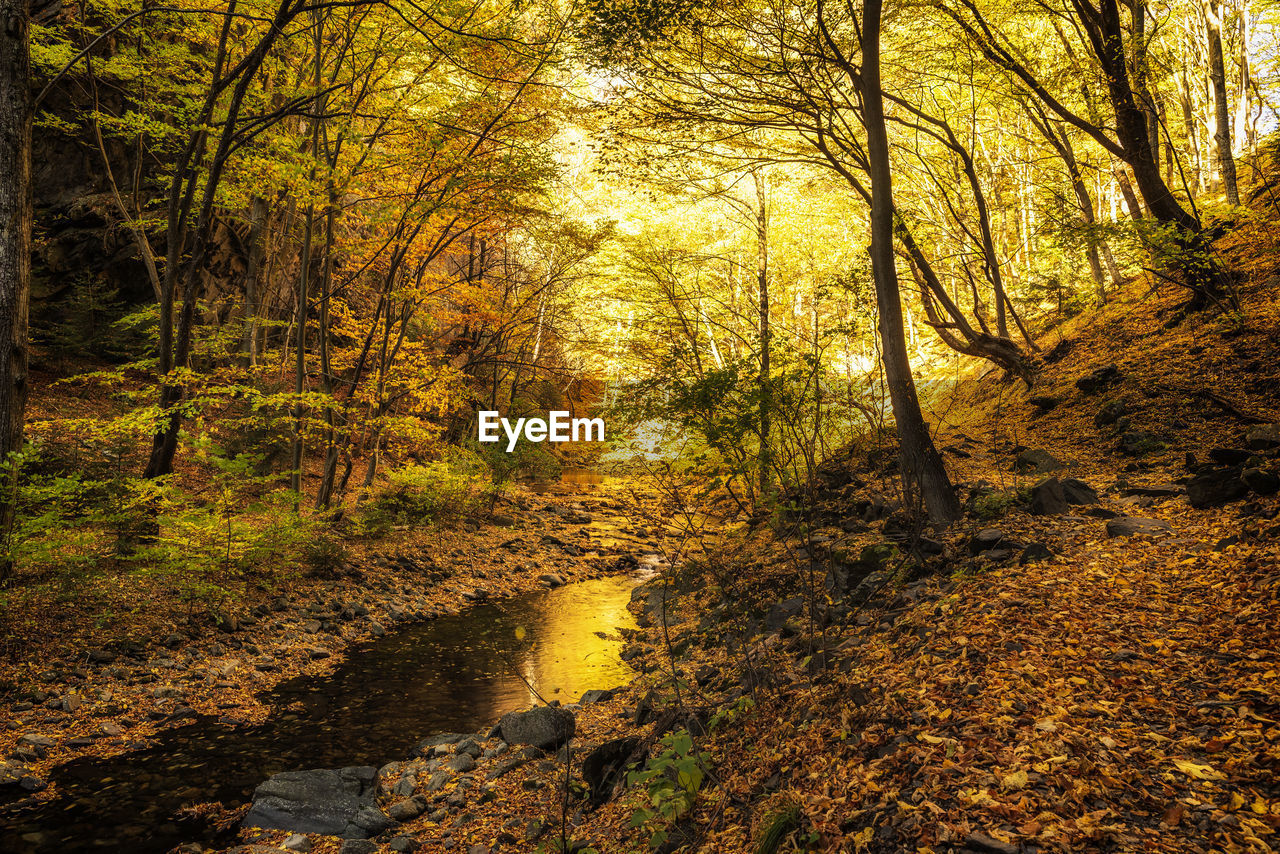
[861,0,960,526]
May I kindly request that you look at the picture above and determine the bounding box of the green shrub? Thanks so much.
[304,536,348,577]
[971,487,1029,520]
[361,450,490,530]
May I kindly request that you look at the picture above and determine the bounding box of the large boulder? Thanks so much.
[242,767,393,838]
[1029,478,1067,515]
[1187,466,1249,508]
[498,706,575,750]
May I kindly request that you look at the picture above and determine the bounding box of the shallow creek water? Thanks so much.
[0,573,644,854]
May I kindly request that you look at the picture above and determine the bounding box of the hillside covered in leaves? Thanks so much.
[0,0,1279,851]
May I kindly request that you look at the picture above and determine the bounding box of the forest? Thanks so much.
[0,0,1278,850]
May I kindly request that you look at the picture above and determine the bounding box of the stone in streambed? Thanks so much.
[242,766,393,838]
[498,705,575,750]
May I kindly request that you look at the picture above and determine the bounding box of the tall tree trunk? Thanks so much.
[753,168,771,498]
[1234,0,1252,154]
[0,0,31,580]
[1205,0,1240,204]
[861,0,959,525]
[291,10,324,509]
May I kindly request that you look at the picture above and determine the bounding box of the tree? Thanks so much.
[858,0,961,524]
[0,0,32,578]
[1205,0,1240,204]
[943,0,1234,307]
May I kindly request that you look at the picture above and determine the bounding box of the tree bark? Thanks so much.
[1205,0,1240,204]
[753,168,771,497]
[0,0,31,578]
[861,0,959,525]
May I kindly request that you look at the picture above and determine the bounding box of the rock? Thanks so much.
[0,762,22,787]
[1106,517,1172,538]
[1123,483,1184,498]
[1014,448,1063,474]
[1029,478,1068,515]
[1028,395,1062,412]
[412,733,466,756]
[447,754,476,773]
[387,796,426,821]
[490,513,516,527]
[1210,447,1253,465]
[242,766,393,838]
[16,734,54,759]
[1076,364,1121,394]
[212,610,241,633]
[968,528,1006,554]
[1094,398,1131,428]
[582,737,640,806]
[1187,466,1250,508]
[1060,478,1099,505]
[1019,542,1053,564]
[631,580,681,628]
[538,573,566,588]
[1243,467,1280,495]
[339,842,377,854]
[1245,424,1280,451]
[578,689,615,704]
[488,756,528,780]
[498,706,575,750]
[764,597,805,632]
[1116,430,1165,457]
[282,835,312,852]
[389,838,419,853]
[455,737,482,758]
[87,649,116,664]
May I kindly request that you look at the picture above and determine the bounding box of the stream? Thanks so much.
[0,571,645,853]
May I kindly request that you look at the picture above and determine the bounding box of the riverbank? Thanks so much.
[0,477,669,811]
[208,282,1280,854]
